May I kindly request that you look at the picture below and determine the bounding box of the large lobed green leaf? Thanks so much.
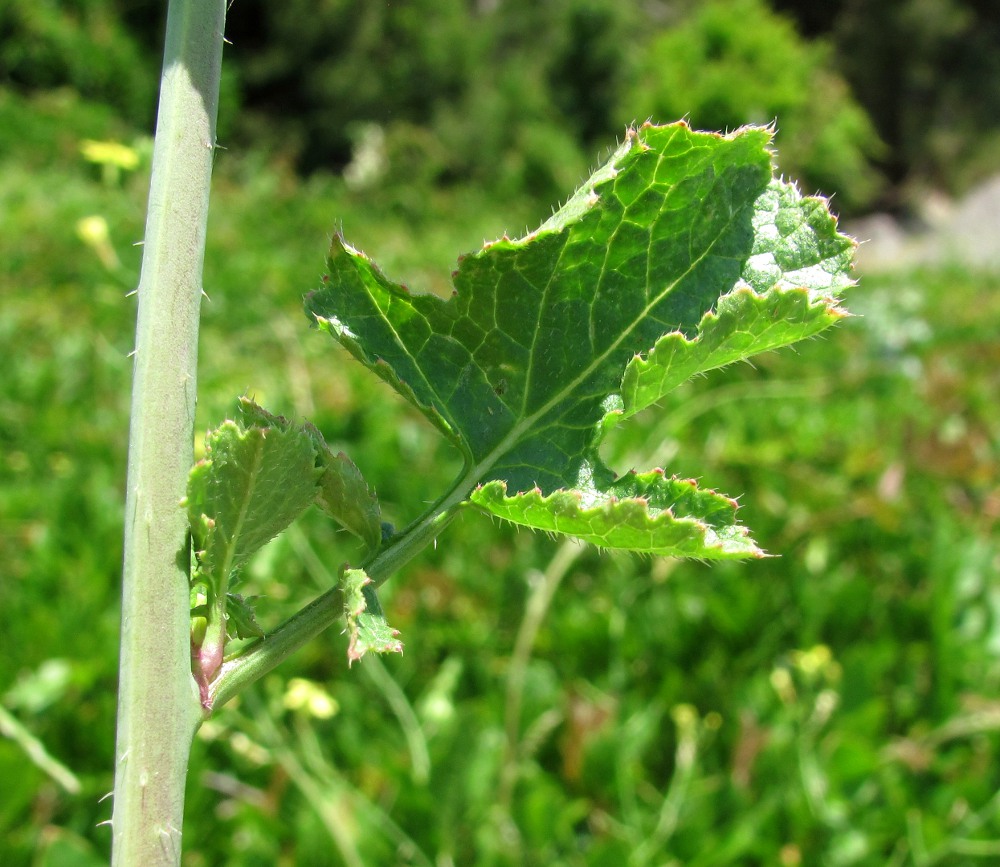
[306,122,855,558]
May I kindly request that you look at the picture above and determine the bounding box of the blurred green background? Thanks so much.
[2,1,999,864]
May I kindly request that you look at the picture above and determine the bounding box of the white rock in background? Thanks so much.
[936,175,1000,270]
[844,213,912,272]
[843,174,1000,273]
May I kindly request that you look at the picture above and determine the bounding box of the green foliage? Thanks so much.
[12,0,1000,209]
[0,0,157,123]
[223,593,265,641]
[310,432,382,553]
[187,398,384,680]
[222,0,887,209]
[623,0,885,212]
[826,0,1000,196]
[469,473,755,557]
[188,123,853,685]
[4,88,1000,865]
[225,0,478,178]
[2,0,891,210]
[225,0,632,203]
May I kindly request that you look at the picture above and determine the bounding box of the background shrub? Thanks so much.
[620,0,884,211]
[6,0,999,212]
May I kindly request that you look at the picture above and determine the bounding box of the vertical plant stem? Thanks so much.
[112,2,226,864]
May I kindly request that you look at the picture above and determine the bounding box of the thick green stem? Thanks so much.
[112,2,226,865]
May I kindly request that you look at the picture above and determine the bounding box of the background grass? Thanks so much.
[2,88,999,866]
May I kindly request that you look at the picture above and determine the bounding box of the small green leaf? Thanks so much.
[225,593,265,640]
[307,122,854,558]
[186,414,321,593]
[304,424,382,553]
[341,567,402,664]
[237,397,382,552]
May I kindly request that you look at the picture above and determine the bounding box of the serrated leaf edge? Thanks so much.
[470,477,765,559]
[620,284,850,418]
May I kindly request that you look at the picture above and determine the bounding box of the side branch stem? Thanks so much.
[209,503,462,709]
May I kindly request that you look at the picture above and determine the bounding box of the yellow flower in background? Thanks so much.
[770,666,797,705]
[75,215,120,270]
[80,139,140,170]
[283,677,339,719]
[80,138,141,185]
[791,644,841,684]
